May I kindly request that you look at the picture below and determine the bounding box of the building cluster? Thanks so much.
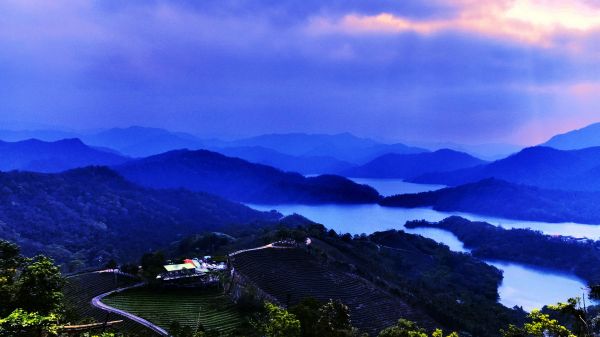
[157,256,227,281]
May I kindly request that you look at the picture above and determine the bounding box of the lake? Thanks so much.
[349,178,446,196]
[248,177,593,311]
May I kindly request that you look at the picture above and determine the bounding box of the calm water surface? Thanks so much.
[248,177,593,311]
[349,178,445,196]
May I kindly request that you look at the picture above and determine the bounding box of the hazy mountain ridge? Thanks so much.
[411,146,600,191]
[0,127,427,171]
[80,126,209,157]
[114,149,381,204]
[542,122,600,150]
[342,149,486,179]
[0,138,129,172]
[409,141,522,160]
[228,132,428,164]
[215,145,354,174]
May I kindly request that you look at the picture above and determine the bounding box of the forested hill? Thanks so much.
[341,149,486,179]
[114,149,381,204]
[0,166,280,270]
[405,216,600,285]
[0,138,128,172]
[411,146,600,191]
[175,218,522,336]
[380,178,600,224]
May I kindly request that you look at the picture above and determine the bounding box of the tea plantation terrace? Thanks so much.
[228,241,433,335]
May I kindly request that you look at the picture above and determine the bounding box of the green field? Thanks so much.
[102,287,245,333]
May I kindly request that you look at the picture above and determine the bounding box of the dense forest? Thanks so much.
[115,149,381,204]
[381,178,600,224]
[405,216,600,284]
[0,166,279,270]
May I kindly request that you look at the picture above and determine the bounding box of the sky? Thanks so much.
[2,0,600,145]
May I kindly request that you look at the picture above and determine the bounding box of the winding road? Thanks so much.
[91,282,170,336]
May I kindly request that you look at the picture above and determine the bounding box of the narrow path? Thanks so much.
[91,283,170,336]
[228,243,275,257]
[229,239,307,257]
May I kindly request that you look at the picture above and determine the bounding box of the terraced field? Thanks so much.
[64,272,159,336]
[102,287,245,333]
[230,247,430,335]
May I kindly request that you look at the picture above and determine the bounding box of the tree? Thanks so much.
[501,310,576,337]
[290,298,322,337]
[16,255,64,315]
[316,299,357,337]
[0,241,66,336]
[0,308,60,337]
[104,259,118,270]
[120,263,140,276]
[141,251,166,281]
[378,319,457,337]
[262,302,301,337]
[0,240,22,316]
[547,298,589,337]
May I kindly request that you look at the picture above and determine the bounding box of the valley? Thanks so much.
[4,128,600,337]
[5,3,600,336]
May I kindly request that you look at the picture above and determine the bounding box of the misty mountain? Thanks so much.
[1,127,427,165]
[341,149,486,179]
[541,122,600,150]
[0,129,80,142]
[215,146,354,174]
[81,126,211,157]
[410,141,522,160]
[381,178,600,224]
[228,132,427,164]
[114,149,381,204]
[0,138,128,172]
[0,166,279,269]
[411,146,600,191]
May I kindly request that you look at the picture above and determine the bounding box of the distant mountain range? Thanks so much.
[0,127,427,167]
[80,126,213,158]
[409,141,522,161]
[341,149,486,179]
[215,146,354,174]
[0,166,279,269]
[381,178,600,224]
[0,138,128,172]
[114,149,381,204]
[411,146,600,191]
[0,126,213,158]
[224,132,427,164]
[541,122,600,150]
[0,128,80,142]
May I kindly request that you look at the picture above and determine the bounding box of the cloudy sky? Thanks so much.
[2,0,600,144]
